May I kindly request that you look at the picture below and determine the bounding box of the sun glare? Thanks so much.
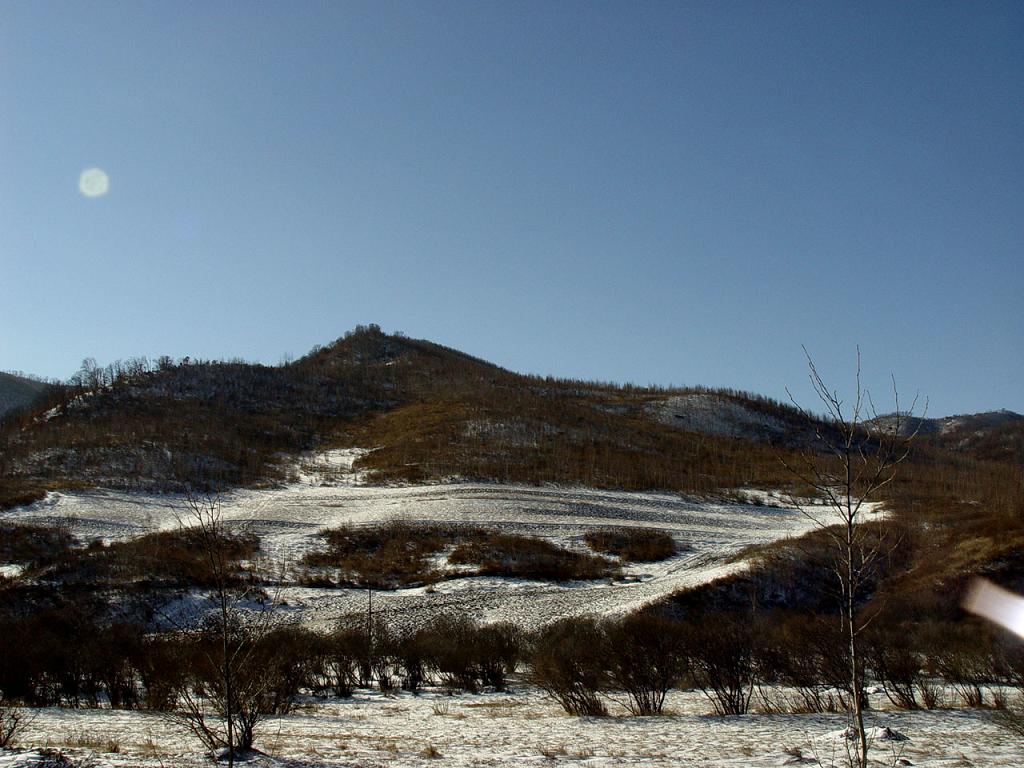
[78,167,110,198]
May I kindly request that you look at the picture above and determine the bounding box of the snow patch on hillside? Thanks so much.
[292,448,370,486]
[645,393,791,440]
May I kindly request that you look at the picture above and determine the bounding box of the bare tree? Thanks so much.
[781,347,923,768]
[166,492,285,766]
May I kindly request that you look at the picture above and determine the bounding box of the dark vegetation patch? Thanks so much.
[0,478,48,510]
[0,521,74,565]
[0,370,52,417]
[926,415,1024,466]
[449,531,616,581]
[371,615,524,694]
[301,522,467,588]
[0,600,526,711]
[302,523,618,588]
[0,327,507,492]
[583,528,678,562]
[22,527,260,588]
[0,582,1020,721]
[873,450,1024,621]
[664,520,917,617]
[641,432,1024,630]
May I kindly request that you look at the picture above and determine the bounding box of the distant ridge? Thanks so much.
[868,409,1024,466]
[867,409,1023,437]
[0,371,50,418]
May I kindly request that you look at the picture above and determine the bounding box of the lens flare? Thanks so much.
[964,578,1024,639]
[79,168,110,198]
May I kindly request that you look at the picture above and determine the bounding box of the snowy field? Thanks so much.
[1,450,1017,766]
[2,687,1021,768]
[1,450,844,631]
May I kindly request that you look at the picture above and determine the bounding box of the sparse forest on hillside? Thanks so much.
[0,327,838,496]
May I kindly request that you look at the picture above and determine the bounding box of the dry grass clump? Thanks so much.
[584,528,678,562]
[36,527,260,588]
[449,532,617,581]
[302,521,469,588]
[421,744,443,758]
[303,523,617,586]
[0,520,74,565]
[65,730,120,753]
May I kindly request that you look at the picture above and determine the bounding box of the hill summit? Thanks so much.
[1,326,1020,503]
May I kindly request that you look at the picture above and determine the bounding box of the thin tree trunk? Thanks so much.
[847,462,867,768]
[780,349,921,768]
[222,577,234,768]
[848,537,867,767]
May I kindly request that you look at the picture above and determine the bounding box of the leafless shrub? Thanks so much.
[137,635,187,711]
[918,680,944,709]
[685,613,758,715]
[161,493,290,767]
[0,698,29,747]
[992,691,1024,737]
[780,348,922,768]
[319,624,369,697]
[923,622,999,707]
[419,616,488,693]
[604,613,687,715]
[757,614,844,714]
[529,617,608,716]
[474,622,523,691]
[863,619,928,710]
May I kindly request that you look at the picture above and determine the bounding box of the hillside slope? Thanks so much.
[1,326,1019,520]
[0,327,803,494]
[0,371,49,417]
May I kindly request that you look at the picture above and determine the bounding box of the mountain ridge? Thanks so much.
[0,371,51,416]
[1,326,1020,502]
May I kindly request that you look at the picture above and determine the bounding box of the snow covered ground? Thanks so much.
[2,687,1020,768]
[1,450,850,631]
[0,450,1013,766]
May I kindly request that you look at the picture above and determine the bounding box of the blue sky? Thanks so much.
[2,1,1021,415]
